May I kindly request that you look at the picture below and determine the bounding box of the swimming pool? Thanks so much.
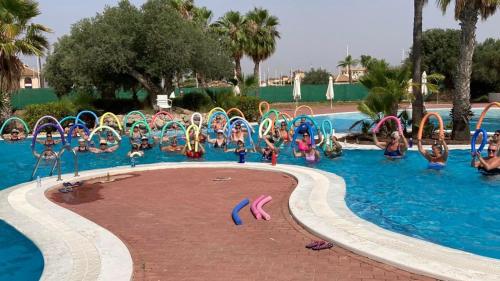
[0,115,499,280]
[319,108,500,133]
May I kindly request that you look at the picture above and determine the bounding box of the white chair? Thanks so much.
[156,95,172,111]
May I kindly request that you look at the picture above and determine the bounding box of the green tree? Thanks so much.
[302,68,330,85]
[472,38,500,97]
[337,55,359,84]
[359,61,410,117]
[0,0,50,119]
[244,8,280,86]
[420,29,460,89]
[44,0,232,107]
[437,0,500,140]
[360,55,373,68]
[411,0,428,139]
[212,11,247,79]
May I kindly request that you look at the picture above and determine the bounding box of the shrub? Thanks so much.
[174,91,213,111]
[233,96,260,122]
[23,99,77,129]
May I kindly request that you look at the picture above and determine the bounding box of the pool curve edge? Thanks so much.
[0,162,499,281]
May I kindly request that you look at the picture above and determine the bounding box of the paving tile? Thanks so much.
[47,168,435,281]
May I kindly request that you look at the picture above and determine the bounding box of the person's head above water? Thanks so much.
[78,138,86,145]
[487,142,498,158]
[390,131,400,142]
[99,139,107,149]
[141,136,148,143]
[11,129,19,135]
[217,130,224,137]
[431,142,443,156]
[237,140,244,147]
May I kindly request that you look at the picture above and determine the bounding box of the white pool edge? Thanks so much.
[0,162,499,281]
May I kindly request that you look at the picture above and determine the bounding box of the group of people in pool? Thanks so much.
[371,126,500,173]
[2,113,499,173]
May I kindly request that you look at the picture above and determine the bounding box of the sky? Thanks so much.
[26,0,500,76]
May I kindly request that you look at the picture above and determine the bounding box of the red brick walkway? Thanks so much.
[47,168,434,281]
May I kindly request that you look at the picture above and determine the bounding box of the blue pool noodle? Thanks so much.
[232,198,250,225]
[471,128,488,154]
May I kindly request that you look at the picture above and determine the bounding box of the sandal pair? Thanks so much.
[305,240,333,250]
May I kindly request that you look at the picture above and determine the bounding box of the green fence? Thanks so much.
[11,88,58,110]
[174,84,368,103]
[11,88,150,110]
[247,84,368,103]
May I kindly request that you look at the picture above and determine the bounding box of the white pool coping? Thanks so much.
[0,162,499,281]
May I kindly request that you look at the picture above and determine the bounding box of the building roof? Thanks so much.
[21,65,39,77]
[334,74,350,83]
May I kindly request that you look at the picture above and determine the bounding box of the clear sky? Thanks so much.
[27,0,500,76]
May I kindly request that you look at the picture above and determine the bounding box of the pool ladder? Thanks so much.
[31,146,79,181]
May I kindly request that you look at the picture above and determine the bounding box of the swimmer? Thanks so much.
[472,141,500,172]
[130,126,143,143]
[37,132,61,149]
[3,128,26,141]
[73,138,90,153]
[207,130,227,150]
[234,140,246,163]
[127,143,144,157]
[139,136,156,150]
[295,132,312,154]
[182,139,205,158]
[417,137,448,169]
[373,131,408,159]
[294,144,320,162]
[105,132,119,146]
[212,115,226,131]
[261,136,277,161]
[161,135,184,152]
[278,121,291,143]
[231,123,246,143]
[89,139,119,153]
[323,135,343,159]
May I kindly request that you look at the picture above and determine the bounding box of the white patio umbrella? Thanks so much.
[233,85,241,96]
[421,71,428,96]
[326,76,335,110]
[292,74,301,106]
[169,91,176,99]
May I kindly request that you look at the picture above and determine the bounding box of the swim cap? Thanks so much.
[11,129,19,133]
[141,136,148,140]
[78,138,85,142]
[217,130,224,134]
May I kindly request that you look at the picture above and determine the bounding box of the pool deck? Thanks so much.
[0,162,499,280]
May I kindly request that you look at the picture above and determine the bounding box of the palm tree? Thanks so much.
[244,8,280,87]
[437,0,499,140]
[360,55,373,69]
[411,0,428,139]
[212,11,247,79]
[337,55,360,84]
[0,0,50,120]
[193,6,212,29]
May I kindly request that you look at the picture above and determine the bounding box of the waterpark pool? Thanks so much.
[321,108,500,133]
[0,113,499,280]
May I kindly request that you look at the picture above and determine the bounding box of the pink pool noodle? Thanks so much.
[372,116,403,134]
[256,195,272,221]
[251,195,266,219]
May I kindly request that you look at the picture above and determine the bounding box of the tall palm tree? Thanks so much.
[193,6,212,29]
[212,11,247,80]
[244,8,280,87]
[411,0,428,139]
[337,55,359,84]
[0,0,50,120]
[437,0,499,140]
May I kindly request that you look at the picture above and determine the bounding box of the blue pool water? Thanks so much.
[0,111,499,280]
[319,108,500,133]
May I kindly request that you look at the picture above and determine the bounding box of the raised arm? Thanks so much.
[441,139,449,162]
[372,132,386,149]
[400,135,409,153]
[417,140,431,161]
